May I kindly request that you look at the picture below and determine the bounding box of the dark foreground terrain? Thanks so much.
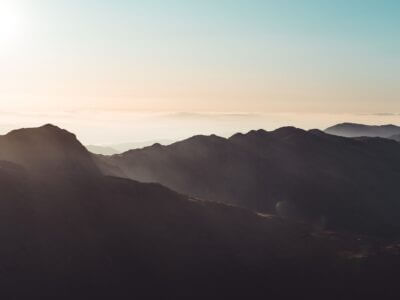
[0,125,400,299]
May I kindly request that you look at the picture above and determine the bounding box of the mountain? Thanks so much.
[0,124,101,179]
[99,127,400,237]
[390,134,400,142]
[86,140,175,155]
[86,144,120,155]
[2,124,400,298]
[111,139,174,153]
[0,124,373,299]
[325,122,400,138]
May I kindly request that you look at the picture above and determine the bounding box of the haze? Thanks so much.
[1,0,399,144]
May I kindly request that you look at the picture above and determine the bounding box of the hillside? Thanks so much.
[0,124,364,299]
[99,127,400,236]
[390,134,400,142]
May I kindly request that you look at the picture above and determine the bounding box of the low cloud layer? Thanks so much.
[1,110,400,145]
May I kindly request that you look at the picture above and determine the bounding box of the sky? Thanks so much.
[0,0,399,144]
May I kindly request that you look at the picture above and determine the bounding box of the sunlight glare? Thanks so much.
[0,3,24,42]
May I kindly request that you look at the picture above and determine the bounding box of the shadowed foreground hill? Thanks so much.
[2,125,400,298]
[0,124,377,299]
[99,127,400,236]
[325,122,400,138]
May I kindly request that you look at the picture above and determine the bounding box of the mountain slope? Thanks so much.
[2,124,400,298]
[0,124,101,178]
[100,127,400,236]
[390,134,400,142]
[325,122,400,138]
[0,124,355,299]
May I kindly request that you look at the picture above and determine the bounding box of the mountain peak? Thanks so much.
[270,126,306,138]
[181,134,226,144]
[247,129,269,136]
[6,123,76,140]
[40,123,74,134]
[42,123,61,129]
[0,124,99,177]
[229,127,309,142]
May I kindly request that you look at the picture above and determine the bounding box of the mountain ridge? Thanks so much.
[325,122,400,138]
[98,126,400,236]
[0,124,352,298]
[0,124,400,297]
[0,124,100,178]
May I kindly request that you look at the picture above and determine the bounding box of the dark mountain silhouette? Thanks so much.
[325,122,400,138]
[0,124,364,299]
[99,127,400,236]
[2,124,400,298]
[0,124,100,178]
[110,139,174,152]
[87,139,175,155]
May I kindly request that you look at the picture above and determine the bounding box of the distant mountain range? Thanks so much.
[325,122,400,138]
[0,124,354,298]
[1,124,400,298]
[86,139,174,155]
[86,144,120,155]
[88,123,400,156]
[98,126,400,236]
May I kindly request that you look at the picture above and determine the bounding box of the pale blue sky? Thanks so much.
[0,0,399,142]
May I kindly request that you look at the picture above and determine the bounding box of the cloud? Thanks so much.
[162,111,264,120]
[365,113,400,116]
